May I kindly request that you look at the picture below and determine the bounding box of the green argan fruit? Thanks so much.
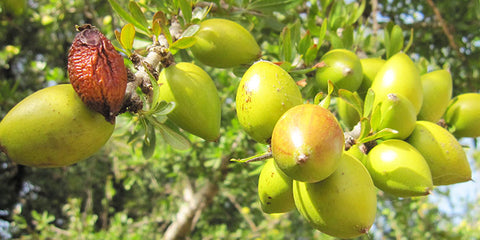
[444,93,480,138]
[236,61,303,144]
[417,69,452,122]
[158,62,221,141]
[372,93,417,140]
[357,57,386,98]
[371,52,423,114]
[0,84,115,167]
[190,18,261,68]
[407,121,471,185]
[293,153,377,239]
[271,104,344,183]
[258,158,295,214]
[315,49,363,92]
[366,139,433,197]
[336,97,360,130]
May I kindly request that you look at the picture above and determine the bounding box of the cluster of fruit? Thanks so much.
[238,48,478,238]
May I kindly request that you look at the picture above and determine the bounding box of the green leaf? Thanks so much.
[369,102,382,132]
[338,89,363,118]
[152,19,162,40]
[298,31,312,55]
[359,128,398,143]
[314,92,324,105]
[342,25,354,50]
[128,1,149,30]
[363,88,375,118]
[348,0,366,25]
[247,0,301,13]
[304,44,319,66]
[178,0,192,24]
[358,117,371,140]
[404,28,414,53]
[157,123,191,151]
[318,18,328,44]
[108,0,149,35]
[170,36,196,51]
[386,24,404,59]
[280,26,293,62]
[142,124,156,159]
[319,80,334,108]
[181,24,200,38]
[120,23,135,52]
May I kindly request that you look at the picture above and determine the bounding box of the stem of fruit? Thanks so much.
[231,151,272,163]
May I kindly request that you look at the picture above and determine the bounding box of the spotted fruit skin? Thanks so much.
[0,84,115,167]
[271,104,344,183]
[315,49,363,92]
[444,93,480,138]
[68,25,128,123]
[158,62,221,141]
[371,52,423,114]
[407,121,471,185]
[258,158,295,214]
[372,93,417,140]
[417,70,452,122]
[236,61,303,144]
[366,139,433,197]
[357,57,386,97]
[293,153,377,239]
[190,18,261,68]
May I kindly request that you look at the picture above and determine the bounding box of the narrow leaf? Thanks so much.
[181,24,200,38]
[120,23,135,52]
[170,36,196,50]
[319,80,334,108]
[108,0,149,35]
[359,117,371,140]
[178,0,192,24]
[359,128,398,143]
[338,89,363,117]
[363,88,375,118]
[348,0,366,25]
[152,19,162,38]
[157,123,191,150]
[128,1,149,30]
[142,124,156,159]
[280,26,293,62]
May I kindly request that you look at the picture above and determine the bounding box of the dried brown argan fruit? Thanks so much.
[68,24,127,123]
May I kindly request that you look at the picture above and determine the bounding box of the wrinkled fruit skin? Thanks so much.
[357,57,385,98]
[372,93,417,140]
[366,139,433,197]
[271,104,344,183]
[417,70,452,122]
[258,158,295,214]
[236,61,303,144]
[407,121,471,185]
[293,153,377,239]
[0,84,115,167]
[190,18,261,68]
[158,62,221,141]
[371,52,423,114]
[444,93,480,138]
[315,49,363,92]
[68,24,127,123]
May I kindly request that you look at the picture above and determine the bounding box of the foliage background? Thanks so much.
[0,0,479,239]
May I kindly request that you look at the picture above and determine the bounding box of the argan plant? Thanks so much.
[1,0,479,239]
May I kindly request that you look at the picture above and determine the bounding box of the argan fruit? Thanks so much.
[190,18,261,68]
[315,49,363,92]
[271,104,344,183]
[417,69,452,122]
[444,93,480,138]
[371,52,423,114]
[158,62,221,141]
[0,84,115,167]
[357,57,386,98]
[236,61,303,144]
[372,93,417,140]
[407,121,472,185]
[293,153,377,239]
[366,139,433,197]
[68,24,128,123]
[258,158,295,214]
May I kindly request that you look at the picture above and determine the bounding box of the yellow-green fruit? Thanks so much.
[357,58,386,97]
[190,18,261,68]
[236,61,303,144]
[407,121,471,185]
[315,49,363,92]
[293,153,377,239]
[366,139,433,197]
[417,69,452,122]
[444,93,480,138]
[0,84,115,167]
[271,104,344,183]
[158,62,221,141]
[372,93,417,140]
[371,52,423,114]
[336,97,360,130]
[258,158,295,214]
